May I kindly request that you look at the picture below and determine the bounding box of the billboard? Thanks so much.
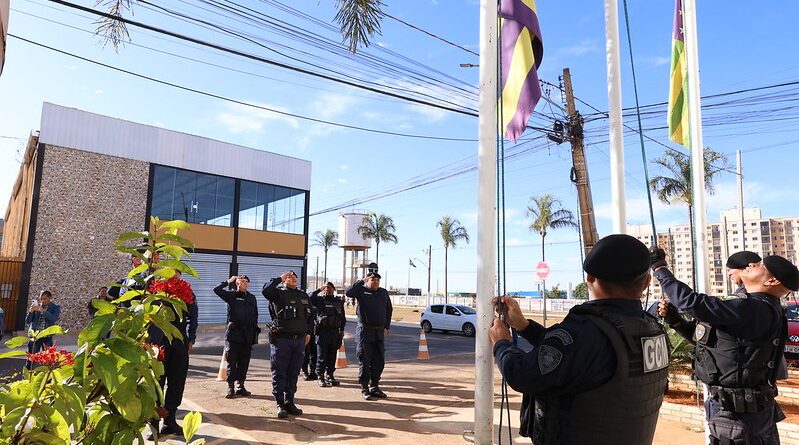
[0,0,8,75]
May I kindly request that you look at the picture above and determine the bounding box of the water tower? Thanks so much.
[339,211,372,289]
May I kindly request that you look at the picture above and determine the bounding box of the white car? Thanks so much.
[420,304,477,337]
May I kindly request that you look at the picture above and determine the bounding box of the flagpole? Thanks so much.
[682,0,708,295]
[474,0,497,442]
[604,0,627,233]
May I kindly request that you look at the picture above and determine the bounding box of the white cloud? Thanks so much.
[340,165,349,170]
[337,178,348,184]
[66,65,76,71]
[407,103,448,123]
[297,136,311,151]
[94,90,104,95]
[310,93,359,120]
[640,56,670,68]
[557,40,599,57]
[216,102,300,133]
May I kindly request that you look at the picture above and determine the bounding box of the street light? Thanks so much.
[459,63,479,68]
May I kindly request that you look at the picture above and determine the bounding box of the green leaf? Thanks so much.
[148,313,182,343]
[41,402,71,442]
[90,298,117,316]
[111,428,134,445]
[105,338,147,364]
[157,244,191,261]
[154,268,177,279]
[20,430,68,445]
[115,231,150,244]
[157,233,195,249]
[158,220,191,231]
[0,350,26,359]
[182,411,202,441]
[5,336,29,348]
[34,325,67,340]
[127,263,148,278]
[114,390,142,422]
[78,314,114,348]
[113,289,145,305]
[0,405,28,439]
[90,349,120,392]
[136,385,155,424]
[155,259,199,277]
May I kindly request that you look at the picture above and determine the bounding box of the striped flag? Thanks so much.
[499,0,544,142]
[668,0,690,147]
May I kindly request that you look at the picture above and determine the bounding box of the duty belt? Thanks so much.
[274,333,305,339]
[357,323,384,330]
[708,385,777,414]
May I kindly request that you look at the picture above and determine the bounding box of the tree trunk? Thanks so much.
[444,245,449,304]
[375,239,380,265]
[323,248,328,283]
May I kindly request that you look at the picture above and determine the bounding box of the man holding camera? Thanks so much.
[214,275,259,399]
[25,290,61,369]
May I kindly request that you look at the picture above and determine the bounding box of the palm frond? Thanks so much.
[334,0,385,53]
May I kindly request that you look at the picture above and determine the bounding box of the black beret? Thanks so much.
[239,275,250,282]
[726,251,762,269]
[366,272,382,279]
[763,255,799,291]
[583,234,650,282]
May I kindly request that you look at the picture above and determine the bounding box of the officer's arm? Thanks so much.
[384,294,393,330]
[25,311,33,325]
[345,280,364,300]
[515,319,547,346]
[212,282,236,303]
[187,297,199,344]
[262,278,282,303]
[654,268,772,334]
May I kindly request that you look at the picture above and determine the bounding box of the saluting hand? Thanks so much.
[227,276,237,284]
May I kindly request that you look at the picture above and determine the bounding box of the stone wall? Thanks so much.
[26,144,149,332]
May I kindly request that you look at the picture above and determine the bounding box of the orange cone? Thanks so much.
[216,351,228,381]
[417,329,429,360]
[335,342,348,369]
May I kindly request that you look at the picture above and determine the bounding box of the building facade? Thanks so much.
[1,103,311,331]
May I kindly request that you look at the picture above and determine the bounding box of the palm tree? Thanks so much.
[649,149,730,287]
[96,1,386,53]
[357,213,397,264]
[437,216,469,303]
[312,229,339,283]
[526,194,577,299]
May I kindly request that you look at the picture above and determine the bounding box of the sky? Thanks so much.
[2,0,799,293]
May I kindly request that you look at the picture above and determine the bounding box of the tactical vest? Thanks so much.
[270,289,311,335]
[693,294,786,414]
[316,298,344,330]
[532,304,669,445]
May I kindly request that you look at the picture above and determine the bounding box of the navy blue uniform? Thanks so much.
[302,303,318,378]
[345,280,392,387]
[310,290,347,376]
[213,282,259,385]
[654,268,786,442]
[262,278,314,405]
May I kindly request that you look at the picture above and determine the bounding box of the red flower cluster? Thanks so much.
[140,343,165,361]
[155,407,170,418]
[149,276,194,304]
[27,345,75,369]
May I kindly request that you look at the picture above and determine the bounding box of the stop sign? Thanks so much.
[536,261,550,280]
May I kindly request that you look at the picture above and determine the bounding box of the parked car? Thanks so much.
[786,301,799,363]
[420,304,477,337]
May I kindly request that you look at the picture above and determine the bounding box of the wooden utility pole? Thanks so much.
[561,68,598,255]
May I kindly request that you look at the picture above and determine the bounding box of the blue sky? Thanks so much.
[2,0,799,293]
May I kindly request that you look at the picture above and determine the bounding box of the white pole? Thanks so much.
[683,0,708,295]
[604,0,626,233]
[474,0,497,442]
[737,150,745,250]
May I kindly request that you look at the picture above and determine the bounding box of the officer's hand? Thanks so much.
[280,271,293,283]
[657,298,670,318]
[187,342,194,355]
[491,295,529,331]
[489,318,511,345]
[305,334,311,346]
[384,328,389,337]
[227,276,237,284]
[650,246,668,270]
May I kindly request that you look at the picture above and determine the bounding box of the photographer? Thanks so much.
[24,290,61,370]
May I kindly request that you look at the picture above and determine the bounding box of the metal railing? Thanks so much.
[0,259,23,333]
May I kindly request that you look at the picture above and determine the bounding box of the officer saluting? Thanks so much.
[652,248,798,444]
[346,264,393,401]
[490,234,669,445]
[310,282,347,387]
[213,275,259,399]
[262,271,313,419]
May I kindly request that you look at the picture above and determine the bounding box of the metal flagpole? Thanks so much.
[604,0,627,233]
[737,150,745,249]
[474,0,498,442]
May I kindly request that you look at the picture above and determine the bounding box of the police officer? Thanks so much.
[301,307,319,382]
[490,234,669,445]
[213,275,259,399]
[345,270,392,400]
[310,281,346,387]
[262,271,313,419]
[652,248,797,444]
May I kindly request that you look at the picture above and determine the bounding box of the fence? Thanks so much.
[0,259,23,333]
[389,295,588,312]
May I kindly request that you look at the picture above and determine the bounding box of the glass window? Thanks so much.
[458,305,476,314]
[149,165,234,227]
[445,306,460,315]
[430,305,443,314]
[238,181,306,235]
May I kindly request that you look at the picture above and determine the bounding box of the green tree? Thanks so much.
[549,286,566,299]
[312,229,339,283]
[649,149,729,286]
[437,216,470,303]
[526,194,577,299]
[0,218,204,444]
[95,1,386,53]
[573,282,588,299]
[357,213,398,264]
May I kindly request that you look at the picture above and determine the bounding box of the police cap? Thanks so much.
[324,281,336,290]
[365,271,382,279]
[239,275,250,282]
[726,251,762,269]
[583,234,650,282]
[763,255,799,291]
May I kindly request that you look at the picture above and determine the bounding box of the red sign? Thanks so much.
[536,261,550,280]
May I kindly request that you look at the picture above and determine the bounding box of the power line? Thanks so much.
[384,13,479,57]
[9,34,478,142]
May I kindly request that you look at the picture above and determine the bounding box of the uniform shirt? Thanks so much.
[653,268,786,436]
[493,299,644,398]
[309,290,347,344]
[345,280,393,330]
[262,278,314,335]
[213,282,260,344]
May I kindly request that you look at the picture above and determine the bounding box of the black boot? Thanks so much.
[160,416,179,436]
[308,372,318,381]
[276,402,289,419]
[301,369,310,380]
[318,375,330,387]
[361,384,373,400]
[235,382,252,396]
[370,385,387,399]
[284,401,303,416]
[225,382,236,399]
[328,373,340,386]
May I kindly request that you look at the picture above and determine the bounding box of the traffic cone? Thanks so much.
[417,329,429,360]
[335,343,348,369]
[216,351,228,381]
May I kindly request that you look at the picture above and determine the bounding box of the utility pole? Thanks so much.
[315,256,319,289]
[426,245,432,295]
[561,68,598,256]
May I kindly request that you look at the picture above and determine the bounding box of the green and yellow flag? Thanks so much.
[668,0,690,147]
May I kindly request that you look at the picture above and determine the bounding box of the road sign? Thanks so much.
[536,261,550,280]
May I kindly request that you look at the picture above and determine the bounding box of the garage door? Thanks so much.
[182,253,232,325]
[237,255,304,324]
